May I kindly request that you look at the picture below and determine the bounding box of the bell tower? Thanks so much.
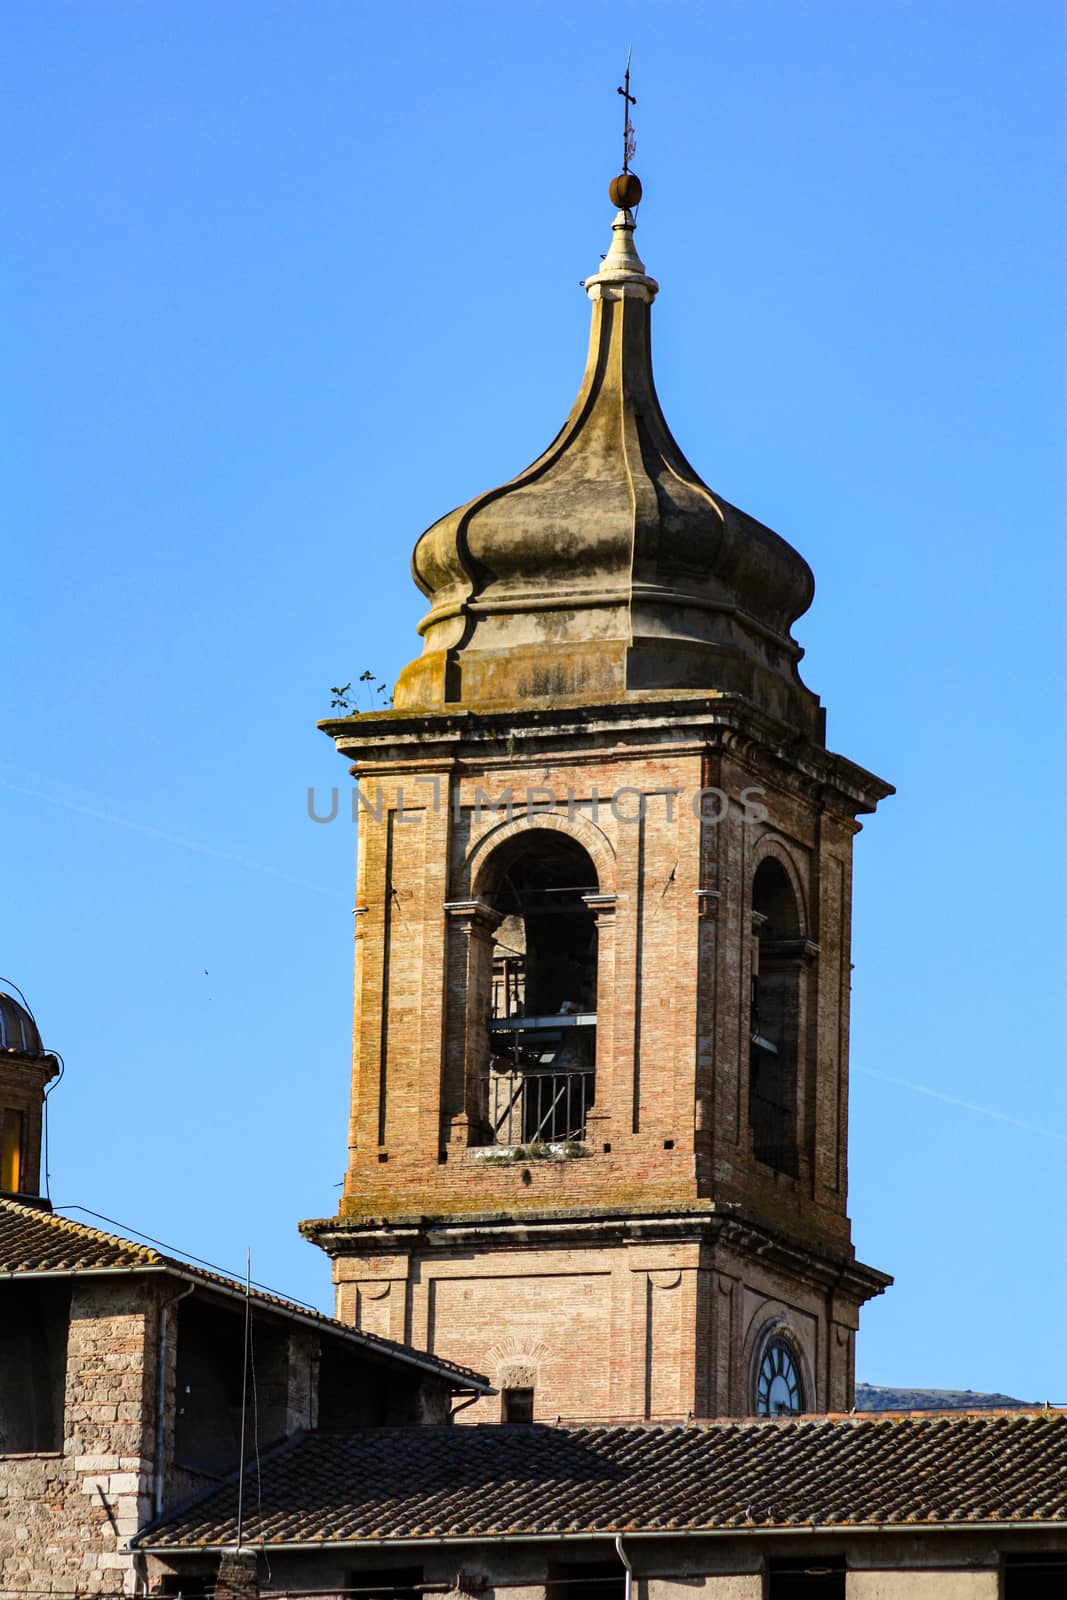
[303,167,892,1423]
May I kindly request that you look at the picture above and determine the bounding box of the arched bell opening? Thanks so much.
[748,857,803,1177]
[476,830,600,1148]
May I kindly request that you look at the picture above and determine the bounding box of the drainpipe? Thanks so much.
[131,1550,150,1598]
[615,1534,633,1600]
[449,1391,483,1423]
[155,1283,195,1518]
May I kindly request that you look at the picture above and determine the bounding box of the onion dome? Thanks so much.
[396,179,822,736]
[0,990,44,1056]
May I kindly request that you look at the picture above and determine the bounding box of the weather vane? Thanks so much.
[617,50,636,175]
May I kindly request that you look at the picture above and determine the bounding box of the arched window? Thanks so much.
[479,831,599,1147]
[749,858,801,1175]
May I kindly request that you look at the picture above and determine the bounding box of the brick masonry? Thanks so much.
[304,694,892,1421]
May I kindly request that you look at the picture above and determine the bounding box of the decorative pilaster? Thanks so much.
[443,900,503,1148]
[582,892,618,1143]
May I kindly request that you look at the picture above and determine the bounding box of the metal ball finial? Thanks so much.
[609,172,642,210]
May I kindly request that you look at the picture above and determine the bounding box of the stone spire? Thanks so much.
[396,176,822,738]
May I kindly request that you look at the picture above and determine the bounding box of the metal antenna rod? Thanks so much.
[235,1248,252,1550]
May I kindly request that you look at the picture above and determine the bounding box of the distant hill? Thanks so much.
[856,1383,1036,1412]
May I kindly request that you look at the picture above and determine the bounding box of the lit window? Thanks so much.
[0,1110,23,1192]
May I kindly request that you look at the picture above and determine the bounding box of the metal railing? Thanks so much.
[488,1065,594,1146]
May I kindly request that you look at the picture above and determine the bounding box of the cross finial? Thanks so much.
[616,50,636,175]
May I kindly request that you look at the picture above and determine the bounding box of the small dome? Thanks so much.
[0,991,44,1056]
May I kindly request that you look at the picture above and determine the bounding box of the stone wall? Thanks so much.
[0,1276,156,1596]
[848,1576,997,1598]
[650,1584,761,1599]
[0,1276,364,1595]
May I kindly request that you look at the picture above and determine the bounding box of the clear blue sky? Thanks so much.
[4,1,1064,1402]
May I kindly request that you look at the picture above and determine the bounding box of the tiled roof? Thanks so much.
[136,1411,1067,1549]
[0,1196,489,1392]
[0,1196,162,1272]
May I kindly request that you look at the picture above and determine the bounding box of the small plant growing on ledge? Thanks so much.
[329,670,393,714]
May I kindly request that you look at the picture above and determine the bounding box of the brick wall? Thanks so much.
[308,696,889,1421]
[329,712,866,1235]
[333,1224,860,1423]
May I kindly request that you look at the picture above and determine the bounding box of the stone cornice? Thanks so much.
[300,1203,892,1306]
[320,694,893,816]
[0,1052,61,1087]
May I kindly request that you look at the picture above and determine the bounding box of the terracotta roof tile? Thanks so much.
[0,1196,161,1272]
[136,1411,1067,1549]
